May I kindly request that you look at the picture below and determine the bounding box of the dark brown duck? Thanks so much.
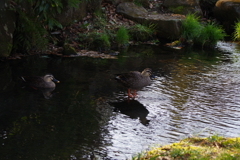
[21,74,60,88]
[115,68,152,98]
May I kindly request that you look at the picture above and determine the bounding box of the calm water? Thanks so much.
[1,42,240,159]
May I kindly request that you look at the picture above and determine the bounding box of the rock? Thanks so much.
[0,0,16,57]
[199,0,218,18]
[116,2,185,40]
[116,2,148,21]
[147,14,185,41]
[213,0,240,34]
[163,0,202,16]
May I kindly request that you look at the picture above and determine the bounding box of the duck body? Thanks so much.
[115,68,152,98]
[21,74,60,88]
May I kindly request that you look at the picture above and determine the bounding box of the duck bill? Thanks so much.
[52,78,60,83]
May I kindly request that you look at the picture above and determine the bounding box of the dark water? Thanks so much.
[1,42,240,159]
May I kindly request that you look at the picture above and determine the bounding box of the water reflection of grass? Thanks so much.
[133,135,240,160]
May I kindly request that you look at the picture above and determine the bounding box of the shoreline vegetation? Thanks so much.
[132,135,240,160]
[4,0,240,60]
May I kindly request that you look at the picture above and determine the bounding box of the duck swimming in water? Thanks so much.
[21,74,60,88]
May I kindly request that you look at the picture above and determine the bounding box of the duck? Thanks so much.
[115,68,153,98]
[21,74,60,88]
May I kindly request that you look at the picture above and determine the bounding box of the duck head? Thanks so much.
[44,74,60,83]
[141,68,152,77]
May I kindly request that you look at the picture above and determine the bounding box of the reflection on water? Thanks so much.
[0,42,240,159]
[110,100,150,125]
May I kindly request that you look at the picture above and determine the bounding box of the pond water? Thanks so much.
[1,42,240,159]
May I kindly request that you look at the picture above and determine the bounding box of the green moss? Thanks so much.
[168,6,184,14]
[133,136,240,160]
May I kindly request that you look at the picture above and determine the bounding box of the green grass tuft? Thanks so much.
[181,14,226,48]
[233,21,240,41]
[129,24,156,42]
[116,26,129,47]
[181,14,202,42]
[196,22,226,47]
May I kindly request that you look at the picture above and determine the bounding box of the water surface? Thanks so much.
[0,42,240,159]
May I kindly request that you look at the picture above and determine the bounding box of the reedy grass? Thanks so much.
[116,26,129,47]
[181,14,226,48]
[129,24,156,42]
[233,21,240,41]
[196,22,226,47]
[181,14,202,42]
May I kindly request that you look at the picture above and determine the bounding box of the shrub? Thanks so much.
[116,26,129,47]
[10,0,81,54]
[12,11,48,53]
[233,21,240,41]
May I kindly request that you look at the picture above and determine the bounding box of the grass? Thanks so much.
[196,22,226,47]
[233,21,240,41]
[78,32,110,51]
[181,14,226,48]
[181,14,202,42]
[116,26,129,47]
[129,24,156,42]
[132,135,240,160]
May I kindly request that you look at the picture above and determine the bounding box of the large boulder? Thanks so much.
[116,2,185,40]
[163,0,202,16]
[213,0,240,34]
[116,2,148,21]
[146,14,185,41]
[0,0,16,57]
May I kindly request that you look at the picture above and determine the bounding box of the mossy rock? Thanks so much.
[168,6,185,14]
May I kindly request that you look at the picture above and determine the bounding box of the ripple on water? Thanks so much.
[102,42,240,159]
